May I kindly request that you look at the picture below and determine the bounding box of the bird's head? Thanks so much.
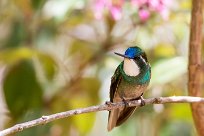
[115,46,145,60]
[115,46,149,76]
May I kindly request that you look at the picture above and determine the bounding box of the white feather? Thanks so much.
[123,58,140,76]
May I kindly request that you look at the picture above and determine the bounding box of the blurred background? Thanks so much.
[0,0,198,136]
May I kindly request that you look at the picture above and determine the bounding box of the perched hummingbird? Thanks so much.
[107,46,151,131]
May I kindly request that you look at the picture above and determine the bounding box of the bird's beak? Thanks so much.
[114,52,130,58]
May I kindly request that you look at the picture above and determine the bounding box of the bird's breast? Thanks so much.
[117,79,148,100]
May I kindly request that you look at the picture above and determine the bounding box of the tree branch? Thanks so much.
[1,96,204,136]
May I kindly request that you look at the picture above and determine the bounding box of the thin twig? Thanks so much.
[1,96,204,136]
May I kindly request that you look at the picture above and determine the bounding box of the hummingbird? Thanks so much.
[107,46,151,131]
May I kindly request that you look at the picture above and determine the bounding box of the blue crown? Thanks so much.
[124,46,143,59]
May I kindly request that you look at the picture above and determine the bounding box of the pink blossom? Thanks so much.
[148,0,169,20]
[93,0,123,20]
[138,9,150,21]
[93,0,107,19]
[109,6,122,20]
[157,0,172,20]
[131,0,148,7]
[109,0,124,20]
[136,0,170,21]
[93,0,170,21]
[160,8,169,20]
[149,0,164,12]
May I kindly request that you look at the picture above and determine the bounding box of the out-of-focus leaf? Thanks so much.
[160,120,193,136]
[0,48,57,81]
[38,19,58,39]
[180,1,191,9]
[50,77,101,134]
[37,53,57,81]
[69,41,95,63]
[3,60,43,119]
[71,96,96,134]
[74,114,96,134]
[68,77,101,134]
[169,104,193,122]
[151,57,187,85]
[31,0,46,10]
[65,11,86,27]
[154,44,176,58]
[5,21,27,48]
[69,77,101,108]
[172,19,189,41]
[0,48,34,64]
[80,77,101,103]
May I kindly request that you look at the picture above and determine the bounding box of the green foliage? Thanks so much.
[31,0,46,9]
[37,53,57,81]
[154,44,176,58]
[50,77,101,135]
[0,48,33,64]
[73,111,96,134]
[169,104,193,122]
[3,59,43,119]
[69,41,96,63]
[5,21,27,48]
[160,120,193,136]
[0,47,57,81]
[69,77,101,134]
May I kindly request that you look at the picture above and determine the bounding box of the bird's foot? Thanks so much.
[133,94,145,107]
[105,101,112,105]
[139,96,145,107]
[122,98,129,108]
[105,101,112,111]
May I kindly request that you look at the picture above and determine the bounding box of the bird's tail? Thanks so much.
[116,107,137,126]
[107,109,119,131]
[107,107,137,131]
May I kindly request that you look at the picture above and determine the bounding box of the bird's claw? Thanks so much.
[105,101,112,111]
[122,98,129,108]
[140,96,145,106]
[105,101,112,105]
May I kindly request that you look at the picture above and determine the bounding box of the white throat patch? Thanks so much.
[123,58,140,76]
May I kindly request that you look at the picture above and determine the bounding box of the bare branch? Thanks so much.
[1,96,204,136]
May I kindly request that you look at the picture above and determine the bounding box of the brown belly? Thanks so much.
[117,80,148,100]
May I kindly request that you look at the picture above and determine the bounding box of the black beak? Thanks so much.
[114,52,130,58]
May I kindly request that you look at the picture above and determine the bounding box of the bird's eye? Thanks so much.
[134,56,140,59]
[133,53,148,62]
[141,53,148,62]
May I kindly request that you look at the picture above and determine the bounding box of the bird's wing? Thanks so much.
[108,65,122,131]
[109,65,121,102]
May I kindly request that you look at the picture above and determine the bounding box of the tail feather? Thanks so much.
[107,107,137,131]
[116,107,137,126]
[107,109,119,131]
